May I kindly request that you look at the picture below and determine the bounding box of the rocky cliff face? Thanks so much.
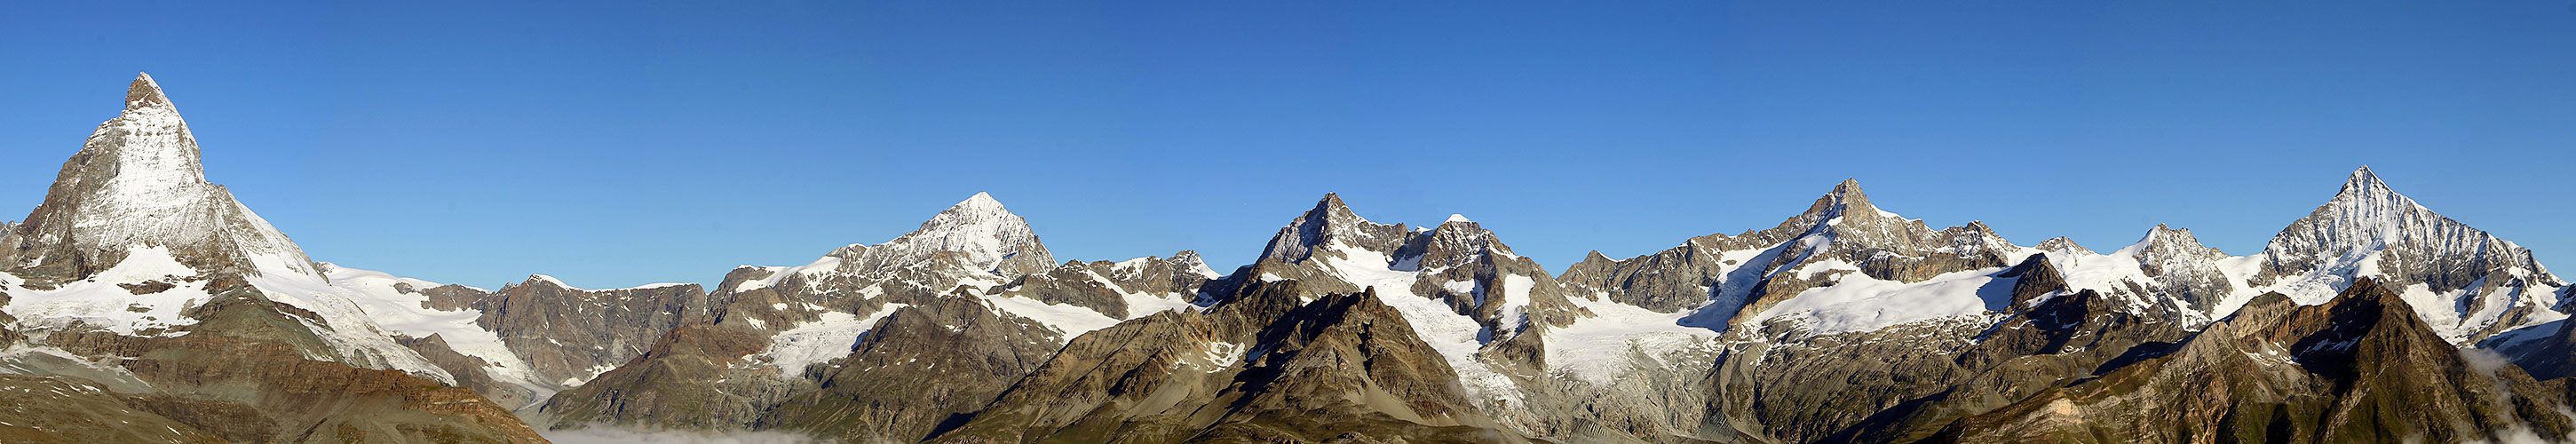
[987,251,1218,319]
[473,277,709,386]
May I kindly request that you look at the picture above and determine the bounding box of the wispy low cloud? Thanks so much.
[540,424,823,444]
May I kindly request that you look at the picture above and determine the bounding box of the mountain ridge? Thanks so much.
[6,75,2576,444]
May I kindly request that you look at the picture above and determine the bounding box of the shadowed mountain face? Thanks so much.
[1930,279,2572,443]
[11,75,2576,444]
[927,281,1517,444]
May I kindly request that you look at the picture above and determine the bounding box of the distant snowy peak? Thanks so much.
[1256,194,1411,265]
[2258,167,2563,292]
[836,192,1054,278]
[2123,225,2225,262]
[2,72,318,285]
[2249,167,2564,342]
[2118,224,2235,313]
[2037,236,2093,256]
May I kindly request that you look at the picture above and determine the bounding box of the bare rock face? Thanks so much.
[1930,279,2571,443]
[1557,240,1732,313]
[473,277,709,386]
[1,74,318,288]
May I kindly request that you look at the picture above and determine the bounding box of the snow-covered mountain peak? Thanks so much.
[2251,167,2566,342]
[1,74,317,284]
[2342,165,2390,196]
[2121,224,2220,258]
[846,193,1053,277]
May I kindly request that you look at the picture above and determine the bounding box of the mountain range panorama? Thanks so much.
[3,75,2572,443]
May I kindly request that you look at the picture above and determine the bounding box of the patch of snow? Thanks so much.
[1748,266,2015,335]
[1550,293,1720,383]
[755,304,909,378]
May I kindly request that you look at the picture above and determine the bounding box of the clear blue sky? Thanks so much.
[4,2,2573,289]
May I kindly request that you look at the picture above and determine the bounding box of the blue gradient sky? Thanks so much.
[4,2,2573,289]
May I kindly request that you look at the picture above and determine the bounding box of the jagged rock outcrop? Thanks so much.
[1256,194,1414,266]
[1930,279,2572,443]
[987,251,1219,319]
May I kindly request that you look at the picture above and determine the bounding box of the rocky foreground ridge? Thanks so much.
[1,75,2572,443]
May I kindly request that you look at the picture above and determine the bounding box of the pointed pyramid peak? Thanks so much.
[1445,214,1472,224]
[126,73,171,110]
[1797,178,1884,222]
[951,191,1008,212]
[2341,166,2391,196]
[921,192,1027,232]
[1313,193,1353,212]
[1258,193,1407,265]
[4,73,320,284]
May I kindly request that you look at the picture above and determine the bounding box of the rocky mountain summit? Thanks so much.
[6,75,2576,444]
[0,74,543,443]
[2,74,320,287]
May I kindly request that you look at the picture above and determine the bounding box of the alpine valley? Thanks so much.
[5,75,2573,444]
